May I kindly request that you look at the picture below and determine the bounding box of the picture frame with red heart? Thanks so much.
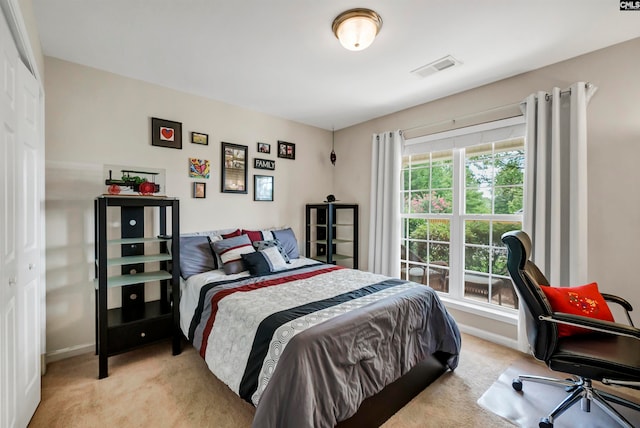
[151,117,182,149]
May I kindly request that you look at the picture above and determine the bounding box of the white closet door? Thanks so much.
[16,58,42,427]
[1,7,20,427]
[0,7,42,428]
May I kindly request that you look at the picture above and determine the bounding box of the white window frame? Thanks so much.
[401,116,525,317]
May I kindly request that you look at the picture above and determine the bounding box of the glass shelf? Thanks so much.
[94,270,172,289]
[107,237,170,245]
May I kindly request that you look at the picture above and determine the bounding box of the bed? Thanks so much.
[178,229,461,428]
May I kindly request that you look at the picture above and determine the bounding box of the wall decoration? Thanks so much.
[151,117,182,149]
[103,165,166,196]
[254,175,274,201]
[221,142,248,193]
[193,182,206,199]
[254,158,275,170]
[257,142,271,154]
[191,132,209,145]
[189,158,210,179]
[277,140,295,159]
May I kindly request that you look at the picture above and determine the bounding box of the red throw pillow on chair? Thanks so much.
[540,282,614,338]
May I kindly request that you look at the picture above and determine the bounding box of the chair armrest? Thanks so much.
[540,312,640,339]
[601,293,635,327]
[601,293,633,312]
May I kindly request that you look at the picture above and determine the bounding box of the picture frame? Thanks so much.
[257,142,271,154]
[221,142,248,194]
[191,132,209,145]
[277,140,295,160]
[254,175,274,201]
[193,182,206,199]
[151,117,182,149]
[189,158,210,179]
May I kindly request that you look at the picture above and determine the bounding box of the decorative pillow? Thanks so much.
[540,282,614,338]
[271,228,299,259]
[221,229,242,239]
[252,239,290,263]
[179,236,217,279]
[241,246,288,275]
[211,234,255,275]
[242,229,275,243]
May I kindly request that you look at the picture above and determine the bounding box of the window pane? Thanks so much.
[492,221,522,247]
[492,248,508,276]
[409,240,428,261]
[464,273,490,303]
[407,218,427,237]
[494,155,524,185]
[429,219,450,242]
[431,190,453,213]
[465,246,489,273]
[465,187,491,214]
[465,220,490,246]
[494,186,523,214]
[431,164,453,189]
[430,242,449,265]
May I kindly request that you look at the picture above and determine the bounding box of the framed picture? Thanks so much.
[193,182,206,199]
[151,117,182,149]
[254,175,274,201]
[189,158,210,179]
[221,142,248,193]
[254,158,275,170]
[277,140,295,159]
[191,132,209,145]
[257,142,271,154]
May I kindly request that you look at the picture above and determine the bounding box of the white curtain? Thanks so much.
[519,82,597,350]
[368,130,403,277]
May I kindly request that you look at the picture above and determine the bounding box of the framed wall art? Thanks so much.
[189,158,210,179]
[191,132,209,145]
[221,142,248,193]
[277,140,295,160]
[254,175,274,201]
[151,117,182,149]
[257,142,270,154]
[193,182,206,199]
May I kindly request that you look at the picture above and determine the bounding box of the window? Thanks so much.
[400,118,525,310]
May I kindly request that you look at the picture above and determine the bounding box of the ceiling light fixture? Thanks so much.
[332,8,382,51]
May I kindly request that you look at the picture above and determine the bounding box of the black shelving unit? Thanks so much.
[94,196,181,379]
[305,203,358,269]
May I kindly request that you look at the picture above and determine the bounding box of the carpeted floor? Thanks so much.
[30,333,530,427]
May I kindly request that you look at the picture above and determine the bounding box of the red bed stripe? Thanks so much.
[199,265,342,357]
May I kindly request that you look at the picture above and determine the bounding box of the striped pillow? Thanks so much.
[211,234,255,275]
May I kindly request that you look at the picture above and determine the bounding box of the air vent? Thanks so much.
[410,55,461,78]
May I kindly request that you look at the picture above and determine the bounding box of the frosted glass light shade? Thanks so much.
[332,9,382,51]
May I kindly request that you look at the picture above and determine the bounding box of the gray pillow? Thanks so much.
[179,236,217,279]
[272,228,299,259]
[252,239,290,263]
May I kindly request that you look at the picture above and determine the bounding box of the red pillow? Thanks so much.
[242,229,263,242]
[540,282,614,338]
[221,229,241,239]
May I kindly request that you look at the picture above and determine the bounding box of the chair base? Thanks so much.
[512,374,640,428]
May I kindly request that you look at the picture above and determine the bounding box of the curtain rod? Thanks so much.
[401,101,521,135]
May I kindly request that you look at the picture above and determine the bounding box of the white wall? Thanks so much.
[44,57,334,360]
[334,37,640,337]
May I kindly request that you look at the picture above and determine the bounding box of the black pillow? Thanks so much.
[241,251,272,276]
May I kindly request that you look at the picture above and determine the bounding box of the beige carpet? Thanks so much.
[479,359,640,428]
[31,333,528,427]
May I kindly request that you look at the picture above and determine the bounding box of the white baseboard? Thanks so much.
[45,343,94,364]
[457,323,519,350]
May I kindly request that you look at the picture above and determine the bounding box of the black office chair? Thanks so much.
[501,230,640,428]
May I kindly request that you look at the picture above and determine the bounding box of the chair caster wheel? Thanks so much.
[539,418,553,428]
[512,379,523,391]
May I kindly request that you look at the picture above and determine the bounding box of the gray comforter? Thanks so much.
[187,262,461,428]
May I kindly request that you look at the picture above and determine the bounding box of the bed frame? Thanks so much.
[337,354,448,427]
